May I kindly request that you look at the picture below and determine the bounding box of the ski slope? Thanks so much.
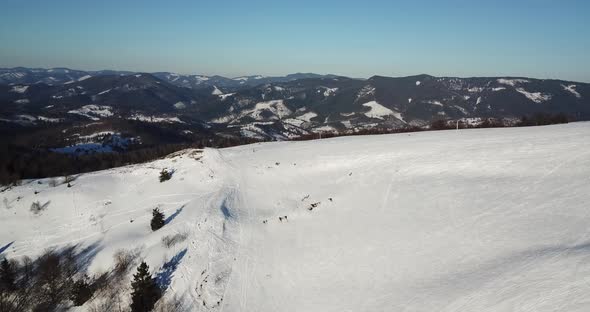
[1,122,590,311]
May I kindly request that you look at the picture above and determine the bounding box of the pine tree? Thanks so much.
[0,258,16,291]
[150,208,165,231]
[130,262,161,312]
[69,276,93,306]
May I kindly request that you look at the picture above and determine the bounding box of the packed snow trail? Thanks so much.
[1,123,590,311]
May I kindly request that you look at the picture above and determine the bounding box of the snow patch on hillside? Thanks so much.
[37,116,63,123]
[244,100,292,121]
[51,134,135,155]
[212,86,223,95]
[193,75,210,83]
[210,115,233,124]
[219,93,235,101]
[357,85,376,100]
[561,84,581,98]
[97,89,111,95]
[173,101,186,109]
[454,105,469,115]
[10,85,29,93]
[212,100,293,124]
[312,125,337,132]
[129,114,185,124]
[76,131,117,140]
[68,105,113,121]
[362,101,404,121]
[426,100,444,107]
[283,112,317,128]
[321,87,339,97]
[296,111,317,122]
[283,118,305,127]
[498,78,529,86]
[240,124,268,139]
[516,88,552,103]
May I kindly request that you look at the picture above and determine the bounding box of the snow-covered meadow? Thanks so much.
[1,122,590,311]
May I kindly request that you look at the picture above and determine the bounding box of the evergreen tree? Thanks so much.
[69,276,93,306]
[130,262,161,312]
[150,208,165,231]
[0,258,16,291]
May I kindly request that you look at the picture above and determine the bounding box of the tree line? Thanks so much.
[0,134,260,186]
[294,112,572,141]
[0,112,572,186]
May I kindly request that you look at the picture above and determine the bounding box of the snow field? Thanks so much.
[1,123,590,311]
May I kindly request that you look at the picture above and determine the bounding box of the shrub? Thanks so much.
[70,276,94,306]
[159,170,172,183]
[151,208,165,231]
[153,295,185,312]
[430,119,451,130]
[161,232,189,248]
[0,247,142,312]
[64,175,75,183]
[31,248,81,310]
[113,248,140,276]
[30,201,45,214]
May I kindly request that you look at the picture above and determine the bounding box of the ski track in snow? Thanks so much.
[2,123,590,311]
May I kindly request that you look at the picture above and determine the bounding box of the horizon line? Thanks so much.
[1,65,588,84]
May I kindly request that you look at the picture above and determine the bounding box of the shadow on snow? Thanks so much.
[0,241,15,256]
[165,205,185,225]
[155,248,188,292]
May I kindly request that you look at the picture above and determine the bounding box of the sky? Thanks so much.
[1,0,589,82]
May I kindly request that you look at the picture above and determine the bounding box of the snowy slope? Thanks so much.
[2,123,590,311]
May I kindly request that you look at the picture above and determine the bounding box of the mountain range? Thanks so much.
[1,67,588,151]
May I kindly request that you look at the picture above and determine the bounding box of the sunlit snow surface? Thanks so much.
[362,101,404,121]
[2,123,590,311]
[562,84,582,98]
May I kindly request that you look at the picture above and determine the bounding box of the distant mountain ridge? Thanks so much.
[0,67,588,146]
[0,67,343,89]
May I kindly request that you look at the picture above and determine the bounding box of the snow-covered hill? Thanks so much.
[2,122,590,311]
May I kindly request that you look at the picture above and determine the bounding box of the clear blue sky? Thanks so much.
[1,0,589,81]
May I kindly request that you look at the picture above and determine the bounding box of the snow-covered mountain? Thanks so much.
[1,122,590,311]
[2,71,589,140]
[1,68,589,170]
